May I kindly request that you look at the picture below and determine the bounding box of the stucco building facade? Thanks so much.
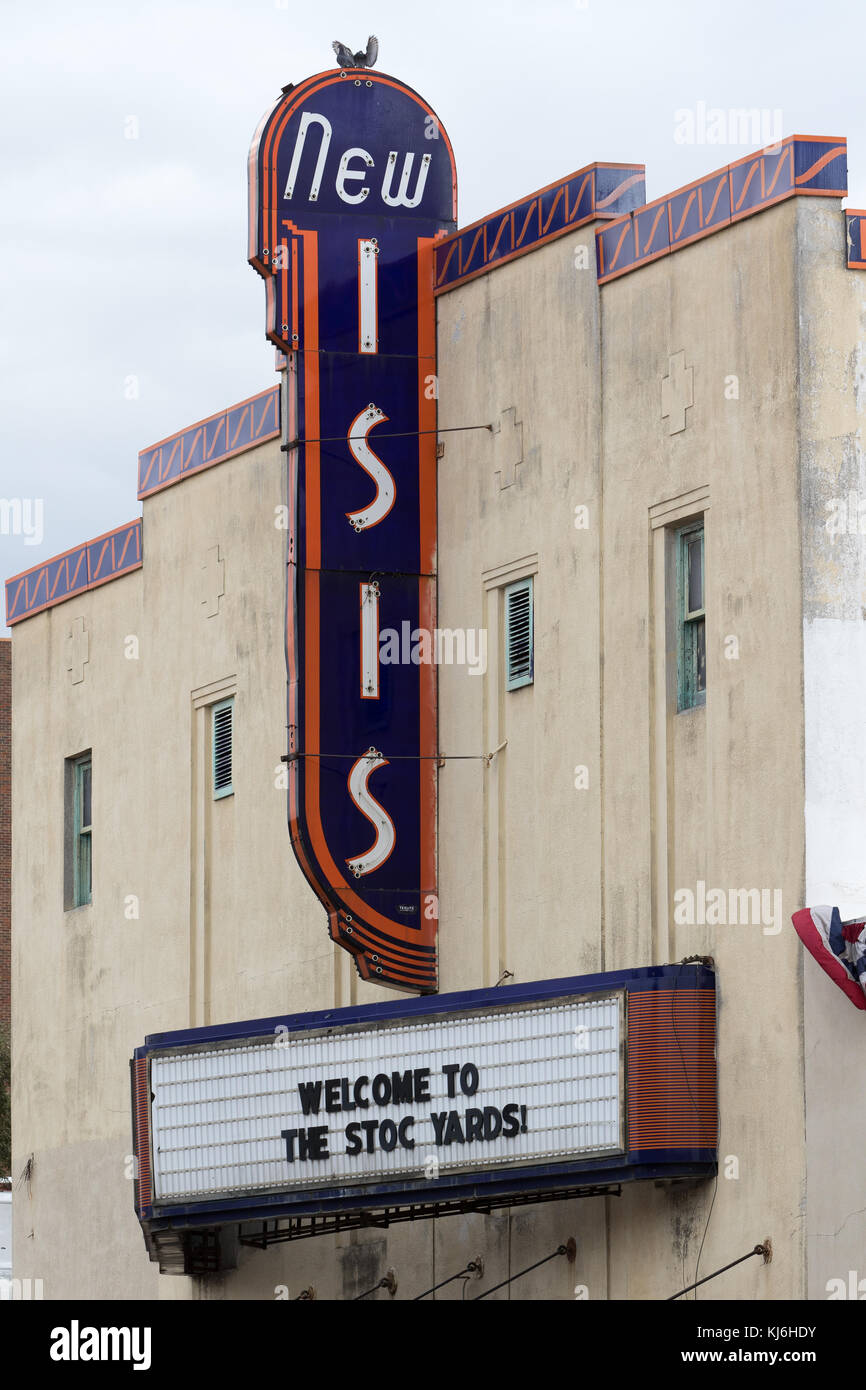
[7,95,866,1299]
[0,639,10,1051]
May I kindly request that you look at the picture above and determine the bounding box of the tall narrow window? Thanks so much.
[677,523,705,710]
[212,698,234,799]
[72,754,92,906]
[504,577,534,691]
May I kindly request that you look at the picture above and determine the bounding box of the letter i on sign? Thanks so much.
[358,239,378,353]
[360,582,380,699]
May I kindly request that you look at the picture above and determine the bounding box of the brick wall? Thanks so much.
[0,640,9,1039]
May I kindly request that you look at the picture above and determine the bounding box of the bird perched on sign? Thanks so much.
[332,35,379,69]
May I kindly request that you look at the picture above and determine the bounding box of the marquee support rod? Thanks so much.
[354,1269,397,1300]
[413,1258,483,1300]
[283,752,494,763]
[667,1243,771,1300]
[473,1239,576,1300]
[281,423,494,451]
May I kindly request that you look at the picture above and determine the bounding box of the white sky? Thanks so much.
[2,0,865,629]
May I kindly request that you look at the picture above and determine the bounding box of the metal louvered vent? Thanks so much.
[212,699,234,798]
[505,578,534,690]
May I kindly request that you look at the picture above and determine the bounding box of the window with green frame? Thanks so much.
[72,754,92,906]
[212,697,234,799]
[677,523,706,711]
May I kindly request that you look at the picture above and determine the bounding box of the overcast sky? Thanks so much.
[3,0,865,631]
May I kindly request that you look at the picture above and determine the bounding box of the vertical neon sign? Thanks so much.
[249,68,456,992]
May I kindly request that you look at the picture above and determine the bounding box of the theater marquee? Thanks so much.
[131,967,717,1274]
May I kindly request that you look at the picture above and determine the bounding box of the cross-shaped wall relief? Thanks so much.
[201,545,225,619]
[66,617,89,685]
[661,351,694,435]
[492,406,524,490]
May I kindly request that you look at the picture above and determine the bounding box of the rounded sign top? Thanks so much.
[249,69,457,272]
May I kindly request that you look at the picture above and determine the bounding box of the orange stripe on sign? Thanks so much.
[139,449,158,491]
[29,568,47,606]
[256,391,275,436]
[162,438,180,482]
[116,528,133,568]
[69,551,86,589]
[595,170,643,211]
[462,225,485,270]
[765,143,793,198]
[567,172,592,222]
[703,174,727,225]
[417,235,438,950]
[488,212,511,261]
[337,919,434,968]
[90,540,109,579]
[673,191,696,240]
[49,564,65,599]
[206,417,225,460]
[795,143,846,185]
[228,406,249,451]
[734,161,759,211]
[607,221,631,271]
[515,201,538,248]
[541,185,565,235]
[134,1058,152,1210]
[627,989,716,1150]
[182,427,202,472]
[436,240,459,285]
[640,205,666,254]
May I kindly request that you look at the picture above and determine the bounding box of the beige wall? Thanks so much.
[796,200,866,1300]
[11,191,861,1300]
[9,423,596,1300]
[598,200,807,1300]
[437,200,813,1299]
[437,224,604,993]
[13,435,328,1299]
